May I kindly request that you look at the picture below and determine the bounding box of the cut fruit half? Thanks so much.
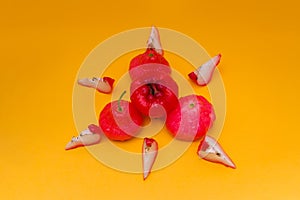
[147,26,163,55]
[188,54,221,86]
[77,77,115,94]
[142,138,158,180]
[65,124,102,150]
[197,135,236,169]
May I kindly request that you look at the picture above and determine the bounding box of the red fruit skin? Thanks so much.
[188,72,198,81]
[166,95,215,141]
[130,71,179,118]
[103,77,115,88]
[129,48,170,79]
[130,48,169,68]
[131,83,179,117]
[99,100,143,141]
[130,66,179,118]
[88,124,103,134]
[129,63,171,82]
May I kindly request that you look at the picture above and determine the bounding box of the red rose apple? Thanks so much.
[129,48,171,80]
[130,69,179,118]
[99,91,143,141]
[166,94,215,141]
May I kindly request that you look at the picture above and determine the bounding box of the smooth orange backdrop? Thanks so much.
[1,0,300,199]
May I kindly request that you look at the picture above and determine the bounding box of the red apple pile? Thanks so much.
[66,26,236,180]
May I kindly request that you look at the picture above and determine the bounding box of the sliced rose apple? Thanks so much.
[147,26,163,55]
[77,77,115,94]
[65,124,102,150]
[197,135,236,169]
[142,138,158,180]
[188,54,221,86]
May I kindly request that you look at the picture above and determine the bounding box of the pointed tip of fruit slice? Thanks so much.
[147,26,163,55]
[65,141,84,150]
[143,172,150,180]
[142,138,158,180]
[77,78,97,88]
[197,135,236,169]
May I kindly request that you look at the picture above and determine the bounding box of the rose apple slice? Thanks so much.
[78,77,115,94]
[197,135,236,169]
[65,124,102,150]
[188,54,221,86]
[166,95,215,141]
[99,91,144,141]
[147,26,163,55]
[142,138,158,180]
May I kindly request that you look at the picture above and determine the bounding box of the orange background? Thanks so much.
[1,0,300,199]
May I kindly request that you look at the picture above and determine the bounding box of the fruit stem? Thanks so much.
[148,84,158,95]
[118,90,127,112]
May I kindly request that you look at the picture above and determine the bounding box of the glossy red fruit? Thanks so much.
[166,95,215,141]
[130,48,169,68]
[129,48,170,79]
[99,92,143,141]
[129,63,171,82]
[130,72,179,118]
